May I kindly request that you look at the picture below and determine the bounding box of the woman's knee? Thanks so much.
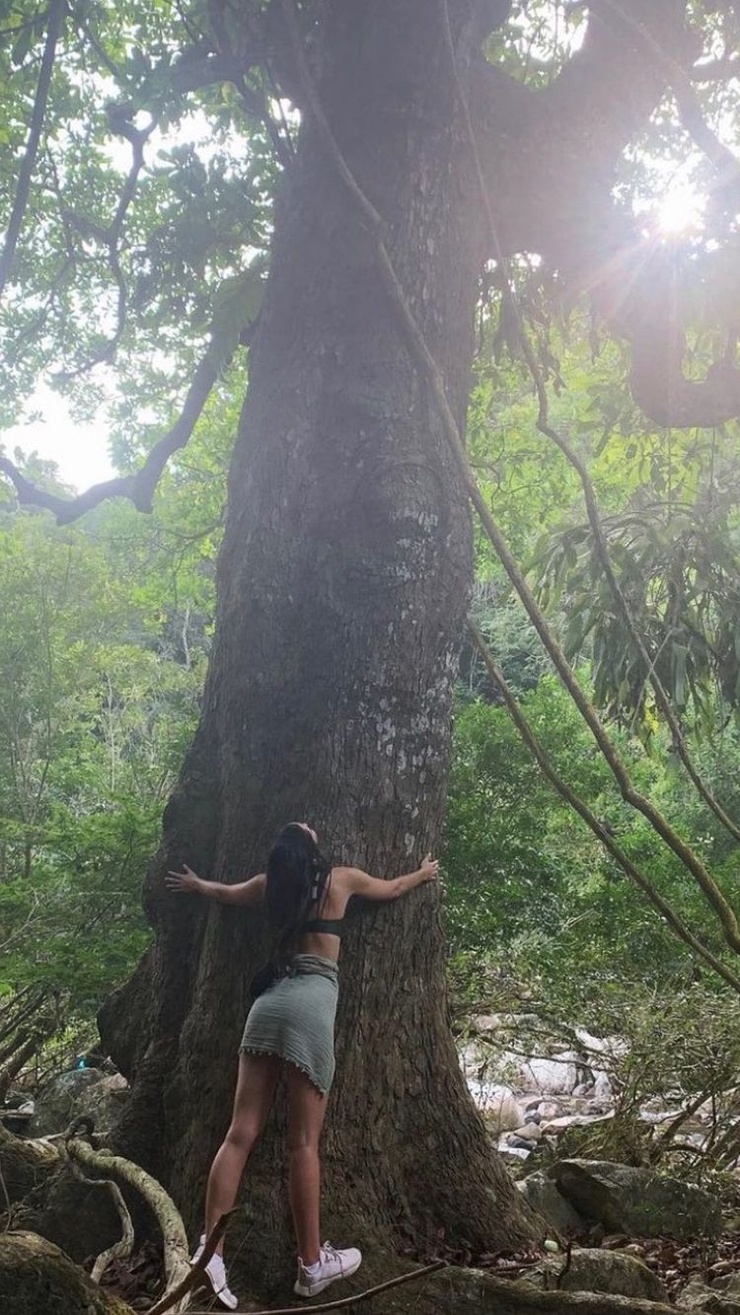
[287,1125,320,1155]
[225,1118,261,1154]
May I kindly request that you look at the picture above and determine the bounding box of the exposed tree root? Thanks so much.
[89,1178,135,1283]
[66,1128,191,1310]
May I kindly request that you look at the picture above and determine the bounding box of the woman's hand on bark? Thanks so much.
[165,864,202,894]
[419,853,439,882]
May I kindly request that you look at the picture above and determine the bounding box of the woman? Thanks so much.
[166,822,438,1308]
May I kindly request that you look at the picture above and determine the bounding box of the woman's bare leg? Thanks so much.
[286,1066,328,1264]
[204,1052,281,1253]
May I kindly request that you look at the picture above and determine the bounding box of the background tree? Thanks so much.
[2,0,740,1299]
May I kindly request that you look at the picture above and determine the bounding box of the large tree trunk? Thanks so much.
[99,0,540,1293]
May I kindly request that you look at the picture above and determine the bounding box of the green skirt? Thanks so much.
[239,954,339,1095]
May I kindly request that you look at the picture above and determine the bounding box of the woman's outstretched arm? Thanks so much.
[165,865,266,906]
[341,854,438,902]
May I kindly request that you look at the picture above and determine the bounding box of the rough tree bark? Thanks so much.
[97,0,708,1297]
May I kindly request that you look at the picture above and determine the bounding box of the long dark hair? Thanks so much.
[265,824,331,966]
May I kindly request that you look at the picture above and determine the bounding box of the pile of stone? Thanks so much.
[459,1015,720,1168]
[2,1067,129,1140]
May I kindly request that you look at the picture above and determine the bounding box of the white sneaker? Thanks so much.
[191,1235,239,1311]
[294,1241,362,1298]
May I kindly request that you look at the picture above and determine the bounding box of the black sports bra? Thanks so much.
[302,916,343,937]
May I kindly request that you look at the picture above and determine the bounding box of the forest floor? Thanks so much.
[94,1232,740,1310]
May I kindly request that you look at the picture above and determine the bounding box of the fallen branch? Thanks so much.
[184,1259,446,1315]
[145,1211,234,1315]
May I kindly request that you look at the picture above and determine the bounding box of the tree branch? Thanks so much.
[467,622,740,996]
[467,0,740,427]
[0,0,67,303]
[691,53,740,81]
[0,348,219,523]
[58,111,156,379]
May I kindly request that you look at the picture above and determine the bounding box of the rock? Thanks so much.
[541,1111,615,1133]
[512,1123,543,1142]
[711,1274,740,1294]
[29,1069,128,1137]
[0,1230,130,1315]
[29,1069,105,1136]
[499,1145,530,1162]
[518,1053,579,1095]
[551,1159,723,1241]
[517,1170,588,1238]
[471,1013,503,1031]
[536,1101,562,1120]
[678,1131,708,1150]
[593,1071,613,1101]
[79,1073,129,1133]
[639,1107,683,1125]
[517,1247,668,1302]
[1,1102,33,1135]
[574,1029,628,1061]
[17,1161,123,1264]
[677,1276,740,1311]
[475,1084,523,1134]
[572,1082,595,1098]
[506,1136,536,1152]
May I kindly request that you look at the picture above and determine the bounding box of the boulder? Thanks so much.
[573,1028,628,1061]
[17,1161,124,1264]
[677,1277,740,1312]
[78,1073,129,1133]
[541,1112,615,1134]
[536,1100,562,1120]
[505,1136,536,1153]
[517,1247,668,1302]
[499,1144,530,1163]
[0,1230,130,1315]
[550,1160,723,1241]
[517,1170,587,1238]
[712,1275,740,1295]
[518,1053,580,1096]
[29,1069,128,1137]
[477,1085,524,1134]
[512,1123,543,1142]
[572,1082,595,1098]
[593,1072,614,1101]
